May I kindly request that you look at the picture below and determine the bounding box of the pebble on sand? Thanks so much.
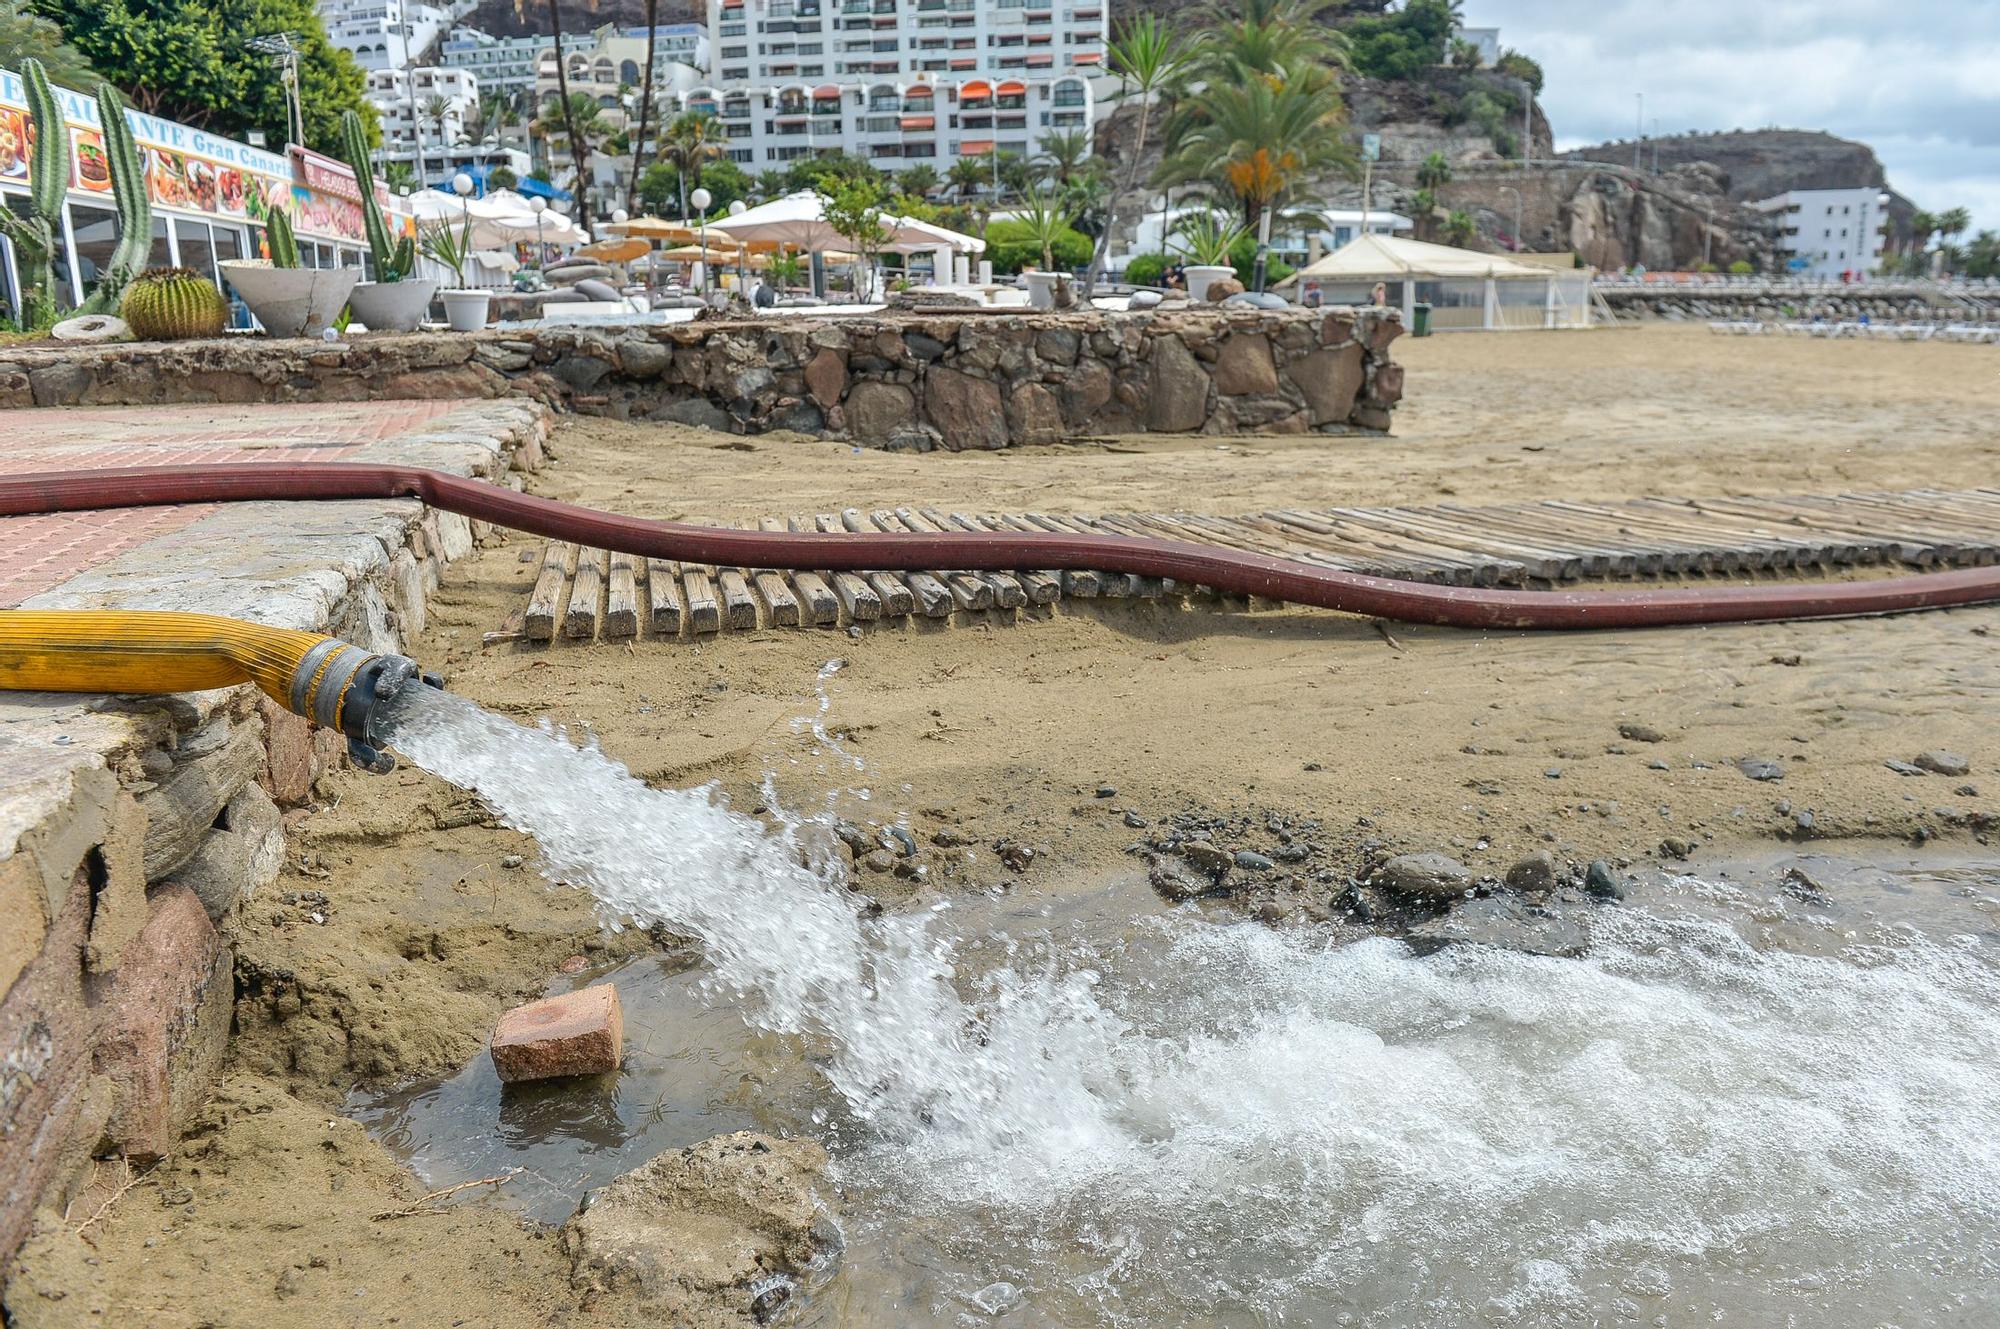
[1736,757,1785,782]
[1914,751,1971,778]
[1374,852,1473,902]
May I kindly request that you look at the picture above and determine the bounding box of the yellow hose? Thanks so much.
[0,610,429,771]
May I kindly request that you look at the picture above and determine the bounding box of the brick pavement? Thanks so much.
[0,400,464,606]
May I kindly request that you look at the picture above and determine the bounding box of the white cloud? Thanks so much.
[1468,0,2000,231]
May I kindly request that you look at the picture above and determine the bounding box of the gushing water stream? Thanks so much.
[375,682,2000,1326]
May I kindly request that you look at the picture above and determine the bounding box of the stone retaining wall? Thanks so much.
[1599,286,2000,323]
[0,403,549,1274]
[0,307,1405,444]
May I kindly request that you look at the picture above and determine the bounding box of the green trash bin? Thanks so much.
[1411,302,1433,336]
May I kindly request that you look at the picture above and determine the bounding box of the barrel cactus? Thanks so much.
[120,268,229,340]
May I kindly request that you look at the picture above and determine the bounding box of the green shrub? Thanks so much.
[1124,253,1169,287]
[1727,259,1754,275]
[987,219,1092,275]
[1227,232,1292,287]
[1494,50,1544,94]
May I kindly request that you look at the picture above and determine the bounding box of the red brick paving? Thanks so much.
[0,400,469,606]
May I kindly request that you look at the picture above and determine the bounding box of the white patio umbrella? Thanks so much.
[707,190,847,252]
[882,214,985,255]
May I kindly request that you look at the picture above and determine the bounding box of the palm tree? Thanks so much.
[421,93,454,157]
[896,164,940,199]
[546,0,591,229]
[533,93,607,204]
[1084,12,1190,295]
[1158,73,1353,290]
[1197,0,1348,83]
[1415,151,1451,191]
[1035,129,1091,187]
[627,0,659,215]
[947,155,987,204]
[1016,186,1079,273]
[658,111,724,218]
[1443,209,1476,247]
[996,151,1037,200]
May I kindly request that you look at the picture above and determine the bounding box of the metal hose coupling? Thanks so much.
[288,640,442,774]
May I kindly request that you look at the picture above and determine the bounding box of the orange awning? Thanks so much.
[1072,52,1102,64]
[960,79,990,97]
[961,139,995,154]
[813,84,841,99]
[1027,33,1052,43]
[995,79,1026,96]
[1026,53,1053,65]
[950,59,976,70]
[900,114,935,130]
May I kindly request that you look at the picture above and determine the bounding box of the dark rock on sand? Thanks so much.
[1233,850,1276,871]
[1584,860,1623,900]
[1374,852,1473,901]
[1181,842,1235,876]
[1503,850,1558,893]
[1737,757,1785,782]
[1885,759,1927,777]
[1618,722,1669,744]
[1914,751,1971,777]
[1150,857,1227,902]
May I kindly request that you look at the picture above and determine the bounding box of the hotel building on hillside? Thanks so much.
[690,0,1103,171]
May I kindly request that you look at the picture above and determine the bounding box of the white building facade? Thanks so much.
[366,65,482,169]
[1756,187,1891,278]
[318,0,471,72]
[692,0,1101,176]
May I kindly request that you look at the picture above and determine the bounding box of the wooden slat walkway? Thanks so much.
[495,488,2000,645]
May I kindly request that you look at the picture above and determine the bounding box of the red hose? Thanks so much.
[4,462,1997,631]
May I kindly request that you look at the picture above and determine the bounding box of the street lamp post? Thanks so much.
[1498,186,1522,252]
[691,186,713,295]
[529,195,547,272]
[729,198,748,292]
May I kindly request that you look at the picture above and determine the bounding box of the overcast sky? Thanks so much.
[1467,1,2000,233]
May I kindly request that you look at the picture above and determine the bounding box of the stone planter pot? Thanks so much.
[220,261,359,339]
[440,288,492,333]
[1022,270,1063,310]
[347,278,439,333]
[1183,264,1237,303]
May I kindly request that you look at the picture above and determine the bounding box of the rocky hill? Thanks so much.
[464,0,701,40]
[1562,129,1889,203]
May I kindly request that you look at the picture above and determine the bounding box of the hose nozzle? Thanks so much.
[288,642,442,773]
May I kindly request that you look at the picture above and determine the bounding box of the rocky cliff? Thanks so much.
[464,0,702,40]
[1563,130,1888,203]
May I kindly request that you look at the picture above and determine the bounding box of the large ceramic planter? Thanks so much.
[1023,270,1063,310]
[347,278,439,333]
[440,288,492,333]
[1183,264,1237,302]
[220,261,359,339]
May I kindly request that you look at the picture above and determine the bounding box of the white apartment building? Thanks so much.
[318,0,472,72]
[441,26,587,101]
[367,65,482,170]
[695,0,1101,175]
[1755,186,1891,278]
[532,23,714,126]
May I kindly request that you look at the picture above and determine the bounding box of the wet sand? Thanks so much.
[8,323,1998,1327]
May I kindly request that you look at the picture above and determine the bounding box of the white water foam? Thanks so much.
[380,683,2000,1325]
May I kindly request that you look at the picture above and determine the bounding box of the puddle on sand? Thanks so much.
[354,851,2000,1329]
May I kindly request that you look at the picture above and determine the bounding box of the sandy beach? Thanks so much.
[10,322,1998,1327]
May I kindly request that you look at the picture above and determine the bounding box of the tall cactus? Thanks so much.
[266,205,300,268]
[78,81,152,316]
[0,59,70,325]
[339,109,408,281]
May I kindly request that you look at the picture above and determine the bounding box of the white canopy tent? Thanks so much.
[1288,233,1592,330]
[716,190,983,284]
